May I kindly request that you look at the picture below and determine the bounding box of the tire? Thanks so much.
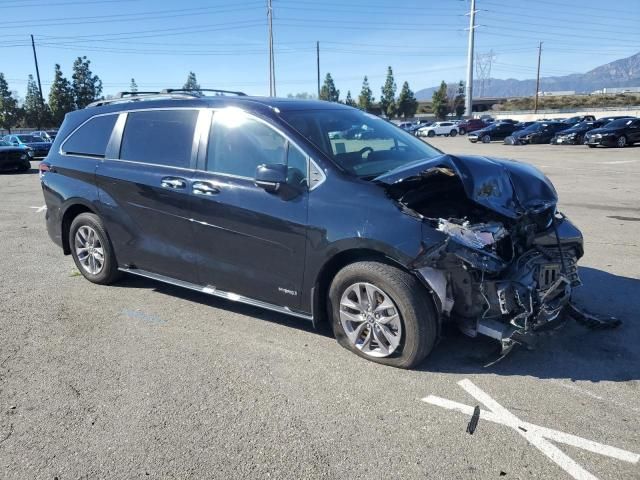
[18,161,31,172]
[328,261,438,369]
[450,129,457,137]
[587,144,597,148]
[482,135,491,143]
[69,212,121,285]
[458,128,466,135]
[427,130,436,138]
[616,135,627,148]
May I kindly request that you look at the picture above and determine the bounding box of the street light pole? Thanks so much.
[464,0,477,118]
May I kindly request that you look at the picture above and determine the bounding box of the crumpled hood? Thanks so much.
[374,154,557,219]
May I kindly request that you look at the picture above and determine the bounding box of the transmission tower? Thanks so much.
[475,50,496,97]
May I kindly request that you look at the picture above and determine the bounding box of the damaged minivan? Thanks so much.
[41,92,592,368]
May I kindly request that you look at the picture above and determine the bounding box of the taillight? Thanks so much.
[39,161,51,178]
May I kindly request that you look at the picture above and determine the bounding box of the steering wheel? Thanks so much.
[358,146,374,158]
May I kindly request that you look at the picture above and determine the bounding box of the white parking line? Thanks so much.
[29,205,46,213]
[601,160,635,165]
[422,379,639,480]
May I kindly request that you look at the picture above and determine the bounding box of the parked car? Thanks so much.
[0,140,32,172]
[409,122,432,135]
[32,130,58,142]
[467,122,519,143]
[505,122,567,145]
[562,115,595,125]
[40,93,584,368]
[584,117,640,148]
[2,134,51,158]
[397,122,414,131]
[513,121,537,131]
[550,120,609,145]
[456,118,485,135]
[417,121,458,137]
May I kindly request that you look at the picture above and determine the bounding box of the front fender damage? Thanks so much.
[380,154,620,357]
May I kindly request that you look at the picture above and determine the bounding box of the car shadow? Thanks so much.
[111,266,638,381]
[111,274,332,337]
[1,167,39,175]
[419,266,640,382]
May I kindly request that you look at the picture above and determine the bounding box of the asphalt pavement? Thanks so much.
[1,139,639,479]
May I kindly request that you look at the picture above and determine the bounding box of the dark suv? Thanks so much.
[41,91,584,368]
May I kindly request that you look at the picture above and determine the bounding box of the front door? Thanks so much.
[190,108,309,309]
[96,109,202,282]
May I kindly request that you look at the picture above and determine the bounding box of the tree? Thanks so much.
[396,81,418,118]
[380,66,397,118]
[183,71,201,94]
[48,64,75,126]
[454,80,465,118]
[431,80,450,120]
[319,73,339,102]
[357,76,374,112]
[0,73,19,133]
[344,90,357,107]
[129,78,138,93]
[24,75,50,128]
[72,56,103,109]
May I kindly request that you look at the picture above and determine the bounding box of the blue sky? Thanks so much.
[2,0,639,100]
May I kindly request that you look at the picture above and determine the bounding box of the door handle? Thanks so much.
[161,177,186,189]
[193,181,220,196]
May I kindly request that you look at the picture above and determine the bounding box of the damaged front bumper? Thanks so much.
[416,215,584,354]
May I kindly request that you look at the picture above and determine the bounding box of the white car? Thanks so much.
[418,121,459,138]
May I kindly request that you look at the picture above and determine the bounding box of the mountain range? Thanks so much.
[415,51,640,100]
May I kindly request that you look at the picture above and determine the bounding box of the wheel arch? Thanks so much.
[60,200,99,255]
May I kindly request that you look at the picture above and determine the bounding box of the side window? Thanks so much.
[207,110,306,184]
[62,114,117,157]
[120,109,198,168]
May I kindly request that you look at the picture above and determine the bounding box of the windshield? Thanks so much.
[521,123,544,133]
[17,135,41,142]
[280,108,442,178]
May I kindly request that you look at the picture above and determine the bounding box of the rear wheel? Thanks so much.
[616,135,627,148]
[427,130,436,138]
[69,213,121,285]
[450,129,458,137]
[329,261,438,368]
[482,134,491,143]
[18,161,30,172]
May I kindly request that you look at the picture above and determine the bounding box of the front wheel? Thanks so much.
[329,261,438,368]
[427,130,436,138]
[616,135,627,148]
[458,128,466,135]
[482,134,491,143]
[69,213,121,285]
[450,129,458,137]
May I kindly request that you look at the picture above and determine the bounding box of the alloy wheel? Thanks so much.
[617,136,626,147]
[74,225,105,275]
[339,282,402,358]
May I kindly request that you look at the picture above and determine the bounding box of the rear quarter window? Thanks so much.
[61,114,118,157]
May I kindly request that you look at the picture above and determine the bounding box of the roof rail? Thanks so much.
[161,88,247,97]
[86,91,200,108]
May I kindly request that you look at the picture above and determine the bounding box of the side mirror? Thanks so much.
[255,163,287,192]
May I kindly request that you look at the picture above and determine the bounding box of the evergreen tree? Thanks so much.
[396,81,418,118]
[357,76,374,112]
[130,78,138,93]
[0,73,19,133]
[380,66,397,118]
[319,73,340,102]
[48,64,75,126]
[72,56,103,109]
[24,75,50,128]
[183,71,201,94]
[431,80,450,120]
[344,90,357,107]
[454,80,465,118]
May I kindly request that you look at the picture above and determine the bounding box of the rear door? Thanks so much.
[190,108,309,309]
[628,119,640,143]
[96,108,203,282]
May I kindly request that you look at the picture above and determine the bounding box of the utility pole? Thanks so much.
[464,0,477,118]
[534,41,543,114]
[316,41,320,98]
[267,0,276,96]
[30,34,44,104]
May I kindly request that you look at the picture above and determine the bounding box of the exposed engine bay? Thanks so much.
[375,154,619,355]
